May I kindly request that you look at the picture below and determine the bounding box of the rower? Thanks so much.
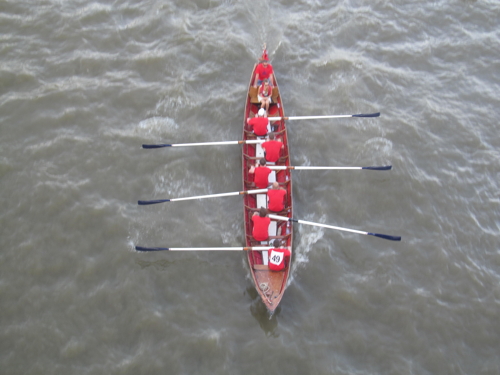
[268,239,291,271]
[249,158,273,189]
[247,108,270,137]
[251,207,277,265]
[261,132,284,163]
[267,182,287,213]
[252,207,270,242]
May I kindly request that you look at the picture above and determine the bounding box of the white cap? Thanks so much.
[258,108,266,117]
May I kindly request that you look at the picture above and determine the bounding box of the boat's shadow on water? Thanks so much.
[245,286,280,337]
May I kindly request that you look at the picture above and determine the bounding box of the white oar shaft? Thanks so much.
[172,141,238,147]
[267,112,380,122]
[169,189,268,202]
[171,140,264,147]
[268,166,362,170]
[269,214,367,236]
[135,245,293,252]
[295,167,361,170]
[295,220,367,236]
[170,192,240,201]
[268,115,352,121]
[168,247,273,251]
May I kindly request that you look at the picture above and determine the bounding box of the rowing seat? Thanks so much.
[256,194,267,210]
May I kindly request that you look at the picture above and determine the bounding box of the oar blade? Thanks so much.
[368,233,402,241]
[135,246,170,251]
[138,199,170,205]
[352,112,380,118]
[361,165,392,171]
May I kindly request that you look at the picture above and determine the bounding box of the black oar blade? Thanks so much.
[352,112,380,118]
[135,246,170,251]
[368,233,401,241]
[138,199,170,205]
[361,165,392,171]
[142,144,172,149]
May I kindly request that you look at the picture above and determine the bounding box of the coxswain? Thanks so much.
[267,182,286,212]
[249,158,272,189]
[254,57,274,88]
[247,108,270,136]
[252,207,271,242]
[261,133,284,163]
[268,239,291,271]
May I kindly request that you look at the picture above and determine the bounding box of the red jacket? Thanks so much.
[254,166,272,188]
[255,63,274,81]
[262,140,282,162]
[252,215,270,241]
[269,248,291,271]
[267,189,286,212]
[248,117,269,136]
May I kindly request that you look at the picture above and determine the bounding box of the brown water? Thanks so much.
[1,1,499,374]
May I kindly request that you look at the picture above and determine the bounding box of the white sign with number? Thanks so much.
[269,250,284,266]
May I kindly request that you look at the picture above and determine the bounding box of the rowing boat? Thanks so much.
[135,47,400,313]
[242,47,292,312]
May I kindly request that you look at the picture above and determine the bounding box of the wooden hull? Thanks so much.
[242,59,293,313]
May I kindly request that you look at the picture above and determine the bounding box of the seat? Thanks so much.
[249,86,259,104]
[253,264,269,270]
[271,87,279,102]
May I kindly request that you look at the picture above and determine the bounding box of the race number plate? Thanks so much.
[269,250,284,266]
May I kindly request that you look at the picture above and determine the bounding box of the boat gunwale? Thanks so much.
[242,57,293,312]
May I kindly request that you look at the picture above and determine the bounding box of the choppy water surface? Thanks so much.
[1,1,499,374]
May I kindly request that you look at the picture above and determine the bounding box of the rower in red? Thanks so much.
[249,158,272,189]
[247,108,269,136]
[267,182,286,212]
[254,55,274,88]
[268,239,291,271]
[252,207,271,242]
[261,132,284,163]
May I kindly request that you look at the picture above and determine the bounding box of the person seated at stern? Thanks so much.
[253,57,274,88]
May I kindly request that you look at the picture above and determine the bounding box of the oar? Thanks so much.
[135,246,274,252]
[268,165,392,171]
[269,214,401,241]
[268,112,380,121]
[138,189,268,205]
[142,140,265,149]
